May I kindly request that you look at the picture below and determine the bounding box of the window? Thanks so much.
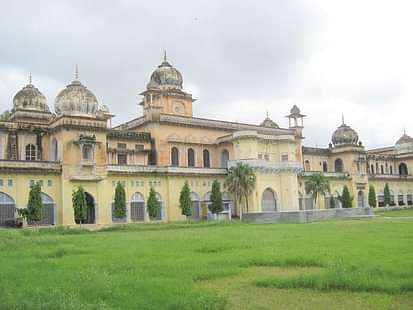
[370,164,374,174]
[117,143,127,149]
[135,144,144,151]
[0,180,3,186]
[118,153,127,165]
[221,149,229,168]
[8,179,13,187]
[82,145,93,161]
[188,148,195,167]
[264,154,269,161]
[390,166,393,174]
[203,150,210,168]
[322,161,328,172]
[334,158,344,173]
[399,163,408,176]
[281,154,288,162]
[25,144,36,161]
[171,147,179,167]
[51,138,58,161]
[380,165,384,174]
[304,160,311,171]
[47,180,53,187]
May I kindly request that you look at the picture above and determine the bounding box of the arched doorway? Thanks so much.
[131,192,145,222]
[261,188,277,212]
[28,193,55,225]
[357,191,364,208]
[0,192,15,226]
[191,192,200,219]
[78,192,95,224]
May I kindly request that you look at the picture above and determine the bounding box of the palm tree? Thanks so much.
[225,162,256,219]
[304,174,330,208]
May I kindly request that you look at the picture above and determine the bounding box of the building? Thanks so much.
[0,56,411,226]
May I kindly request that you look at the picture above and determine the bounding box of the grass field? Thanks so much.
[1,210,413,309]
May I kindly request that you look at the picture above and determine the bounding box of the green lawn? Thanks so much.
[374,207,413,217]
[0,217,412,309]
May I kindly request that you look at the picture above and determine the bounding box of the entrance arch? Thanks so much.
[191,192,201,219]
[30,193,55,225]
[76,192,95,224]
[0,192,15,226]
[261,188,277,212]
[131,192,145,222]
[357,191,365,208]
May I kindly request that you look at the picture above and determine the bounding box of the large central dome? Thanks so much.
[147,54,183,91]
[54,79,98,117]
[332,117,359,146]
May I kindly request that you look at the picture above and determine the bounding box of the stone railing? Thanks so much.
[108,165,227,175]
[227,159,303,173]
[301,171,348,178]
[368,173,413,180]
[0,160,61,173]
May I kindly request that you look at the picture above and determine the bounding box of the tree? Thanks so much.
[210,179,223,219]
[0,110,10,121]
[72,186,87,227]
[330,196,336,209]
[147,187,160,219]
[224,162,256,219]
[339,185,353,208]
[304,174,330,207]
[384,183,391,206]
[179,181,192,219]
[27,182,43,227]
[368,185,377,208]
[113,182,126,220]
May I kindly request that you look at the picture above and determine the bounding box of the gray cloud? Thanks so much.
[1,0,404,149]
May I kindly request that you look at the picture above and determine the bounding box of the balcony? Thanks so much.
[0,160,61,173]
[108,165,227,176]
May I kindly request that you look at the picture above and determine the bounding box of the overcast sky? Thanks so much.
[1,0,412,148]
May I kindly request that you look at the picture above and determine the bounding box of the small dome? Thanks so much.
[260,114,279,128]
[147,54,183,90]
[396,133,413,145]
[13,83,49,113]
[290,105,300,115]
[332,120,359,146]
[54,79,98,116]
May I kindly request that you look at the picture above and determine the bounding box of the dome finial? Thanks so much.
[29,72,32,85]
[163,50,167,62]
[75,64,79,80]
[342,113,345,125]
[266,110,269,118]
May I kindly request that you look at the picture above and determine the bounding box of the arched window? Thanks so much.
[376,162,379,173]
[334,158,344,173]
[390,166,393,175]
[203,149,210,168]
[399,163,408,176]
[261,188,277,212]
[0,192,16,226]
[50,138,58,161]
[370,164,374,174]
[131,192,145,222]
[380,165,384,174]
[187,148,195,167]
[171,147,179,167]
[25,144,36,161]
[322,161,328,172]
[357,191,365,208]
[304,160,311,171]
[398,192,405,206]
[191,192,201,219]
[220,149,229,168]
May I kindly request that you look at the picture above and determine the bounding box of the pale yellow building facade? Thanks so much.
[0,56,411,226]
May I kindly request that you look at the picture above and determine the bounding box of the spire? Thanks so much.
[29,72,32,85]
[75,64,79,80]
[341,113,345,125]
[163,50,167,62]
[266,110,269,118]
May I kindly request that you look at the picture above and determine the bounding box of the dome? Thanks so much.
[396,133,413,145]
[147,53,183,91]
[332,118,359,146]
[13,82,49,113]
[260,113,279,128]
[54,79,98,116]
[290,105,300,115]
